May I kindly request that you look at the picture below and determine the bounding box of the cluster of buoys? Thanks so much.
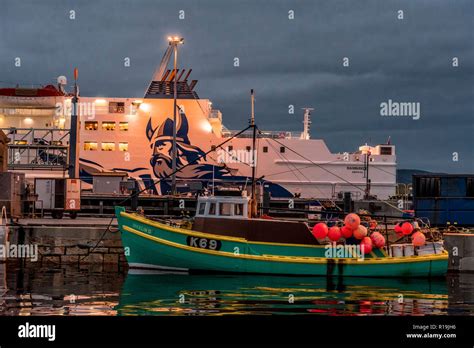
[311,213,386,254]
[394,221,426,246]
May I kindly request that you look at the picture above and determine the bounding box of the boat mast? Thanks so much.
[68,68,80,179]
[250,89,257,217]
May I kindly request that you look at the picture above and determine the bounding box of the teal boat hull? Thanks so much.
[115,207,448,278]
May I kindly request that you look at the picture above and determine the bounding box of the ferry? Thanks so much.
[0,48,397,200]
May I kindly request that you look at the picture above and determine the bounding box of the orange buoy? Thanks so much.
[360,236,373,254]
[312,223,328,239]
[353,225,368,240]
[328,226,342,242]
[370,231,385,248]
[401,222,414,235]
[344,213,361,230]
[341,225,353,238]
[412,231,426,246]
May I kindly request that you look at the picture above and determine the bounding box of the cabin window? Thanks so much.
[263,146,268,153]
[119,122,129,131]
[102,122,116,131]
[101,142,115,151]
[85,121,98,130]
[119,142,128,151]
[234,203,244,216]
[280,146,285,153]
[198,202,206,215]
[211,145,216,151]
[246,146,251,151]
[208,203,216,215]
[219,203,232,216]
[109,102,125,113]
[228,145,233,151]
[14,140,28,145]
[84,142,98,151]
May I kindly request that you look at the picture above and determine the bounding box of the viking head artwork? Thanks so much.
[146,111,227,182]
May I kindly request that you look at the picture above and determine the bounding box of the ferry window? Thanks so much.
[102,122,116,131]
[85,121,98,130]
[211,145,216,151]
[119,142,128,151]
[198,203,206,215]
[263,146,268,153]
[380,146,392,155]
[228,145,233,151]
[101,142,115,151]
[208,203,216,215]
[119,122,129,131]
[14,140,28,145]
[109,102,125,113]
[234,203,244,216]
[84,142,98,151]
[219,203,232,216]
[280,146,285,153]
[246,146,251,152]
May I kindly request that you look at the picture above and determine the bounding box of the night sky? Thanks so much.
[1,0,473,172]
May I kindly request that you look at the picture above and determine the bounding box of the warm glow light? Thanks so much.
[168,35,184,44]
[202,121,213,133]
[139,103,151,112]
[24,117,33,125]
[133,99,143,105]
[95,99,107,105]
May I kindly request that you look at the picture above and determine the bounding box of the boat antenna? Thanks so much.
[250,89,258,218]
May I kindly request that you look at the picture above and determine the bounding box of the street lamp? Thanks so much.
[168,36,184,195]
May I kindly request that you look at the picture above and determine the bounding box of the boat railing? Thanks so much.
[222,130,303,139]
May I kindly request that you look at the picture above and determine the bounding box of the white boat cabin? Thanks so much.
[195,196,250,219]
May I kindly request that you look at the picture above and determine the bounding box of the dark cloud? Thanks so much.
[1,0,473,172]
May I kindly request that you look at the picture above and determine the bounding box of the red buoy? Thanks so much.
[341,225,353,238]
[328,226,342,242]
[401,222,414,235]
[312,223,328,239]
[360,237,373,254]
[344,213,361,230]
[370,232,385,248]
[353,225,368,240]
[394,223,403,234]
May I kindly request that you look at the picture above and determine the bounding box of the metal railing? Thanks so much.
[1,128,70,170]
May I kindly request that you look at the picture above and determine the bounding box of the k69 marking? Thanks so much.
[186,236,222,251]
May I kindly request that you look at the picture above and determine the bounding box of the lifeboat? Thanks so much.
[0,85,64,108]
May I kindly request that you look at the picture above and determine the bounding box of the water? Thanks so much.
[1,262,473,316]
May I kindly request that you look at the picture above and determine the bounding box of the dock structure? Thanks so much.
[444,233,474,272]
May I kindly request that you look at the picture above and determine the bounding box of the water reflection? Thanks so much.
[0,262,473,316]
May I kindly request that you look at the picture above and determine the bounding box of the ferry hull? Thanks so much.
[115,207,448,277]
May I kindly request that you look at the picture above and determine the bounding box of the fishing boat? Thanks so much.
[115,193,448,277]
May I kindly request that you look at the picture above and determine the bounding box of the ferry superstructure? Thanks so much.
[0,72,396,200]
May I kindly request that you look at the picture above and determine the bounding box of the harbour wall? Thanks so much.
[6,218,127,270]
[444,233,474,272]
